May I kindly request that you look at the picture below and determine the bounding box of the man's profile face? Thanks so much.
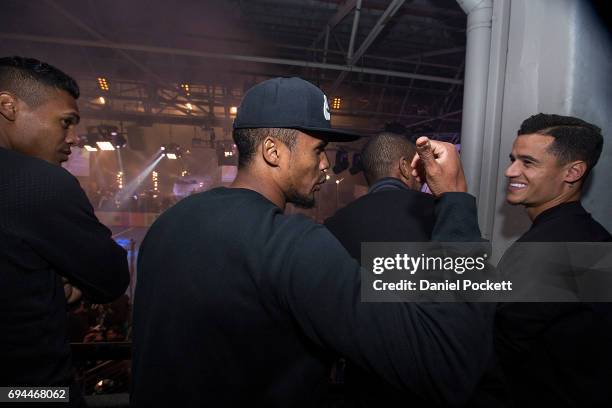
[11,89,80,165]
[283,131,330,208]
[505,133,567,212]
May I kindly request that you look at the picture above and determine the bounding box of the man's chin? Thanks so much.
[505,194,521,206]
[290,197,315,209]
[287,192,315,209]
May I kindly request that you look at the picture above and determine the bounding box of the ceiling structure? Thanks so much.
[1,0,467,136]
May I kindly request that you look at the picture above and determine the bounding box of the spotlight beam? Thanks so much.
[115,153,164,203]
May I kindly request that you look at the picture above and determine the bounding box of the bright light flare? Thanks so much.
[96,141,115,151]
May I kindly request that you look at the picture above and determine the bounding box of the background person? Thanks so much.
[0,56,130,407]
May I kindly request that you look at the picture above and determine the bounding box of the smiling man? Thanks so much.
[0,56,129,407]
[505,115,603,222]
[132,77,493,408]
[496,113,612,406]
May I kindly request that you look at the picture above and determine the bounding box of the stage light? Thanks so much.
[181,83,190,95]
[216,142,237,166]
[326,174,331,180]
[113,134,127,149]
[116,171,124,190]
[229,106,238,115]
[97,125,117,138]
[115,153,164,204]
[332,97,341,110]
[98,96,106,104]
[96,141,115,151]
[161,143,182,159]
[152,171,159,191]
[97,77,109,91]
[186,103,193,112]
[78,132,100,152]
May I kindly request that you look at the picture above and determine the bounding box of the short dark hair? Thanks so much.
[0,56,80,106]
[232,128,298,168]
[518,113,603,177]
[361,132,416,185]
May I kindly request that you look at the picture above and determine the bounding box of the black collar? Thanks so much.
[368,177,410,194]
[532,201,586,227]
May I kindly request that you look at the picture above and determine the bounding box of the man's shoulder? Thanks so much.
[171,187,281,216]
[0,148,80,192]
[521,207,612,242]
[327,188,434,223]
[156,187,318,237]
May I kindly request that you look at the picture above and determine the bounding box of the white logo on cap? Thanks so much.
[323,94,331,121]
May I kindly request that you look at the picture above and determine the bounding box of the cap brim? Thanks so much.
[295,127,363,142]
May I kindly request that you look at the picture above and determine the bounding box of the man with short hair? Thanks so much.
[496,113,612,406]
[132,77,492,407]
[325,132,434,261]
[324,132,437,407]
[0,56,130,406]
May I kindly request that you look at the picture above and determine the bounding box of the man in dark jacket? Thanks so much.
[132,77,492,408]
[0,56,130,407]
[325,132,434,261]
[325,132,436,407]
[496,113,612,406]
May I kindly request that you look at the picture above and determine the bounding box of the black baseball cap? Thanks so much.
[233,77,361,142]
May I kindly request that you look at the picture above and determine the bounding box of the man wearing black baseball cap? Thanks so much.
[231,77,361,209]
[132,77,491,407]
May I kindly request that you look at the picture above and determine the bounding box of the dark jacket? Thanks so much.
[132,188,490,407]
[324,177,435,262]
[0,147,129,404]
[325,180,502,407]
[324,179,436,407]
[496,201,612,407]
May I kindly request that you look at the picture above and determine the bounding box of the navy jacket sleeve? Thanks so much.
[8,165,129,303]
[432,193,482,241]
[274,222,492,407]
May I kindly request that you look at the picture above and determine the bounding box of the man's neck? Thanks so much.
[0,128,11,150]
[231,168,287,210]
[526,188,582,221]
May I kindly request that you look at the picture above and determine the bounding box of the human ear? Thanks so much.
[565,160,587,184]
[0,92,17,121]
[262,137,281,166]
[399,156,412,180]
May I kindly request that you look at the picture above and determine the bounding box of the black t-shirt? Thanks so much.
[132,187,491,407]
[496,201,612,407]
[0,147,129,404]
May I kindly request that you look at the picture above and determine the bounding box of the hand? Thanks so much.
[411,136,467,196]
[62,277,83,304]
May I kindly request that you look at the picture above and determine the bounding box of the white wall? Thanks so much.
[480,0,611,260]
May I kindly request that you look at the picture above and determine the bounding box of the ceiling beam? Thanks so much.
[346,0,362,61]
[0,33,463,85]
[311,0,358,46]
[44,0,215,119]
[403,46,466,60]
[330,0,406,91]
